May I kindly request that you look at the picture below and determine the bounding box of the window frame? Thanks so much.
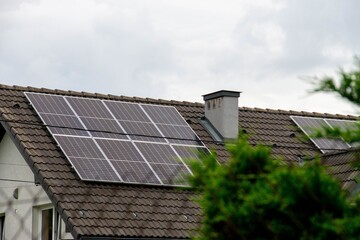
[0,214,4,240]
[33,204,55,240]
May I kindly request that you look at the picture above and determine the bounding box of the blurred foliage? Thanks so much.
[312,56,360,106]
[188,135,360,240]
[187,56,360,239]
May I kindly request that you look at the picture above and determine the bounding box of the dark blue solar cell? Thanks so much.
[80,117,127,139]
[67,97,113,118]
[135,142,179,164]
[96,139,145,161]
[110,160,160,184]
[150,163,190,185]
[40,113,89,136]
[157,124,202,145]
[70,157,120,182]
[26,93,74,115]
[172,145,208,161]
[141,104,187,125]
[54,136,105,159]
[104,101,151,122]
[119,121,166,143]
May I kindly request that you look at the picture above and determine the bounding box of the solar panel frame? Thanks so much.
[25,92,209,187]
[290,116,351,153]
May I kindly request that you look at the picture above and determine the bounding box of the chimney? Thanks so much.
[202,90,240,140]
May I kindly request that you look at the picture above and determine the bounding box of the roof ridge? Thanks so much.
[0,84,203,107]
[239,106,359,119]
[0,83,358,118]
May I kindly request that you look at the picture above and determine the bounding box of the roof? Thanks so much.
[0,84,358,239]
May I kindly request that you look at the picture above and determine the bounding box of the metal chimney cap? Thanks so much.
[202,90,241,101]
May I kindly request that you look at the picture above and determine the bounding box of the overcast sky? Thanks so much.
[1,0,359,114]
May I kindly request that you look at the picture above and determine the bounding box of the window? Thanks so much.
[33,205,54,240]
[0,215,4,240]
[41,209,53,240]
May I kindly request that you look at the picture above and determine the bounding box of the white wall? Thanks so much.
[0,133,72,240]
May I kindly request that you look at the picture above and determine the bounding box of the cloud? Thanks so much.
[0,0,359,114]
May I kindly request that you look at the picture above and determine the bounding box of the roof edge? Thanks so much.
[1,83,358,119]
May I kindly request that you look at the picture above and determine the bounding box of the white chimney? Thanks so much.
[203,90,240,140]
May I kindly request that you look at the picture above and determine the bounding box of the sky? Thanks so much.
[0,0,359,115]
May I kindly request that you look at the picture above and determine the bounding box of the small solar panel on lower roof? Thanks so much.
[325,119,357,131]
[291,116,351,153]
[25,92,209,187]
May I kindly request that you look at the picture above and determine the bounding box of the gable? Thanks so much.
[0,132,55,240]
[0,133,34,186]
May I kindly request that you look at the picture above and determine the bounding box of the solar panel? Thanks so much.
[157,124,201,145]
[141,104,188,125]
[119,121,166,142]
[40,114,89,136]
[26,93,74,115]
[150,163,190,185]
[290,116,351,153]
[172,145,207,161]
[67,97,114,118]
[54,135,121,181]
[325,119,358,132]
[80,117,127,139]
[325,119,359,148]
[25,92,208,187]
[105,101,151,122]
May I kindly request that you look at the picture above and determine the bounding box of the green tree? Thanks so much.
[188,136,360,239]
[188,57,360,239]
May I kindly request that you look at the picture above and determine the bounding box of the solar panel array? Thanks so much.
[290,116,357,153]
[25,92,208,186]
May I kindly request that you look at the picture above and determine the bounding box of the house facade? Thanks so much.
[0,84,358,240]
